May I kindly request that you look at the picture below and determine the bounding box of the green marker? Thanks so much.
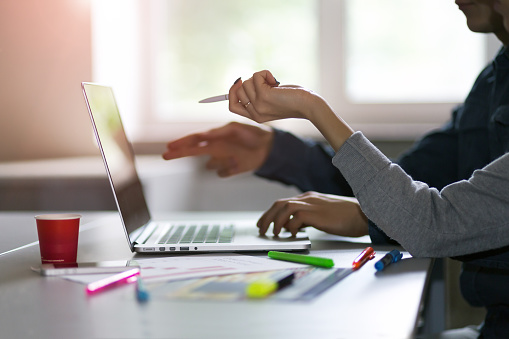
[268,251,334,268]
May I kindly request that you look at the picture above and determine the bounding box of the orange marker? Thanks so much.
[352,247,376,271]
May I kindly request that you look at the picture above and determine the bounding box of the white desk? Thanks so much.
[0,211,432,339]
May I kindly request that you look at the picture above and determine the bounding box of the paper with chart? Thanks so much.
[162,266,350,302]
[136,253,310,283]
[61,253,309,285]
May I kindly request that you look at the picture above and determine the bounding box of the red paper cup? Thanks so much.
[35,214,81,264]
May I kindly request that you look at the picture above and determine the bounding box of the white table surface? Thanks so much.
[0,211,432,339]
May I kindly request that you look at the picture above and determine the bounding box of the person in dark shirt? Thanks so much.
[163,1,509,337]
[163,1,509,242]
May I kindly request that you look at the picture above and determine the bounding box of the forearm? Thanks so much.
[333,132,509,258]
[305,93,354,152]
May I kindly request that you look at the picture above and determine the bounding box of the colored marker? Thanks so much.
[351,247,376,271]
[85,268,140,294]
[375,249,403,271]
[246,271,295,298]
[268,251,334,268]
[136,276,150,302]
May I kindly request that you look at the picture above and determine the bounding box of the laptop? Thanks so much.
[81,83,311,253]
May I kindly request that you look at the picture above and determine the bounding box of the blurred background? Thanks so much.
[0,0,500,161]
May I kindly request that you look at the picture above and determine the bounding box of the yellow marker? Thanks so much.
[246,279,278,298]
[246,271,295,299]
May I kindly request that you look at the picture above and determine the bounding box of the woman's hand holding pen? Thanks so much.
[228,70,355,152]
[228,70,311,122]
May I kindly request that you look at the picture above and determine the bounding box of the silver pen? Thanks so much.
[199,94,229,103]
[199,77,279,103]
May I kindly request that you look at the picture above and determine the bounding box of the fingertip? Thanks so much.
[254,70,279,88]
[217,170,231,178]
[229,77,243,98]
[256,224,263,236]
[227,158,238,174]
[265,70,279,86]
[256,220,268,236]
[271,73,280,87]
[290,230,298,238]
[162,150,175,160]
[229,79,240,100]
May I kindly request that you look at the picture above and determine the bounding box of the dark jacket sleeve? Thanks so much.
[255,128,353,196]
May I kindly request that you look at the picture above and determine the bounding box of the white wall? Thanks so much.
[0,0,97,161]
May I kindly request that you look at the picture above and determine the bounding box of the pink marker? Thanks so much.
[85,268,140,294]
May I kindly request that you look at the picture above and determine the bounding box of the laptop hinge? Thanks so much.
[133,222,157,245]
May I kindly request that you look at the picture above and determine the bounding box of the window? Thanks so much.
[151,0,319,122]
[345,1,485,103]
[91,0,497,141]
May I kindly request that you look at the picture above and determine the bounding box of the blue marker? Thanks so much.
[375,249,403,271]
[136,276,150,302]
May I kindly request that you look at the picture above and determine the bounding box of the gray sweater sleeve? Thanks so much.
[332,132,509,258]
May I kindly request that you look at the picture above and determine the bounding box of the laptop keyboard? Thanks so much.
[158,224,235,245]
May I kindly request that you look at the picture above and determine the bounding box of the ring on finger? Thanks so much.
[244,101,251,108]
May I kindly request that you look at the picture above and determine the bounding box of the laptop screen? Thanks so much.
[82,83,150,249]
